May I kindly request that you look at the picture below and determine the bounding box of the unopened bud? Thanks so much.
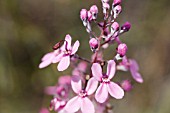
[113,5,122,19]
[89,38,98,49]
[121,80,133,92]
[90,5,98,20]
[117,43,128,57]
[121,22,131,32]
[80,9,88,21]
[113,0,121,7]
[102,2,110,14]
[111,22,119,33]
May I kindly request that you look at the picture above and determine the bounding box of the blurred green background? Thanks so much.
[0,0,170,113]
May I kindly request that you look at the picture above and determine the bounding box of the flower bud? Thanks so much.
[117,43,128,57]
[90,5,98,20]
[89,38,98,49]
[111,22,119,33]
[121,22,131,32]
[113,5,122,19]
[121,80,132,92]
[113,0,121,6]
[80,9,88,21]
[102,2,110,14]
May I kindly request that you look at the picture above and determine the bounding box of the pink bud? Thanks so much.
[80,9,88,21]
[113,5,122,18]
[117,43,128,57]
[111,22,119,33]
[103,2,110,10]
[89,38,98,49]
[121,22,131,32]
[90,5,98,20]
[113,0,121,6]
[121,80,132,92]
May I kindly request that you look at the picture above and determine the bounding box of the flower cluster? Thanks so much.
[39,0,143,113]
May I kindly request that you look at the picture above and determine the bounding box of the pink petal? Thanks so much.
[71,40,80,54]
[65,34,72,50]
[81,97,95,113]
[39,108,49,113]
[41,52,53,61]
[91,63,103,81]
[39,56,54,68]
[130,70,143,83]
[85,77,98,95]
[64,96,81,113]
[44,86,56,95]
[107,82,124,99]
[71,75,82,94]
[129,59,139,71]
[52,52,64,63]
[57,56,70,71]
[106,60,116,79]
[95,84,108,103]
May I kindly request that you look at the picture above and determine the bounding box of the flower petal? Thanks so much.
[91,63,103,81]
[129,59,139,71]
[71,40,80,54]
[71,75,82,94]
[107,82,124,99]
[39,54,54,68]
[41,52,53,61]
[95,84,108,103]
[64,96,81,113]
[52,52,64,63]
[85,77,98,95]
[106,60,116,79]
[57,56,70,71]
[81,97,95,113]
[65,34,72,50]
[130,70,143,83]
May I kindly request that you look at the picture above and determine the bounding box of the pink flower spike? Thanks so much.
[92,60,124,103]
[117,43,128,57]
[129,59,143,83]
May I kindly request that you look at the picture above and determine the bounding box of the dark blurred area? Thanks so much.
[0,0,170,113]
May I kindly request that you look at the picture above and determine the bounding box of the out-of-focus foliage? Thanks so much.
[0,0,170,113]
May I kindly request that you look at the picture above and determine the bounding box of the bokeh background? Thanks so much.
[0,0,170,113]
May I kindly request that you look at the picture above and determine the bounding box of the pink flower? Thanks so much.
[64,75,98,113]
[91,60,124,103]
[117,57,143,83]
[53,34,80,71]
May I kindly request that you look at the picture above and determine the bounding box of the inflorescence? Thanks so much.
[39,0,143,113]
